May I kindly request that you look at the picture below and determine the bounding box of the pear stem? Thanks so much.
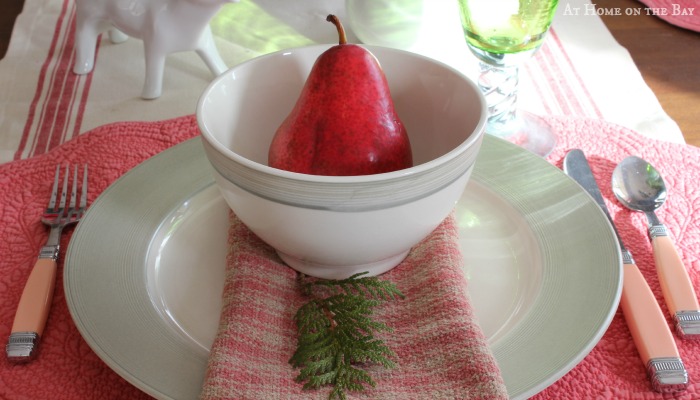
[326,14,347,45]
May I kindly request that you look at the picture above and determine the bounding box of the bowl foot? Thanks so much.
[276,250,410,280]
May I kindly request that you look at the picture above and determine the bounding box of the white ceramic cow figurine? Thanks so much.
[73,0,238,99]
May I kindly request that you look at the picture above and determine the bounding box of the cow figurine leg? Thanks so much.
[141,41,167,100]
[73,5,102,75]
[108,28,128,44]
[196,25,228,77]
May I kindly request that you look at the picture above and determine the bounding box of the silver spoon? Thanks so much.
[612,155,700,338]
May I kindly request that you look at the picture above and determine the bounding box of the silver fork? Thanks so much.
[6,164,88,362]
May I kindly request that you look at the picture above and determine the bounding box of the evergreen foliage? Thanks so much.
[289,272,404,399]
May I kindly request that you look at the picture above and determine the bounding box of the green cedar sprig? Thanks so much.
[289,272,404,400]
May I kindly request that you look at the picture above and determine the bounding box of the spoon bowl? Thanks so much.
[611,155,667,216]
[612,155,700,338]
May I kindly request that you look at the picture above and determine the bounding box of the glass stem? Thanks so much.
[477,61,520,139]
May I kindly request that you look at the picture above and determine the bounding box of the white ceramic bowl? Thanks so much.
[197,44,486,280]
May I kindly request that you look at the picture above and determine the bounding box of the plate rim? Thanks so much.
[64,136,622,399]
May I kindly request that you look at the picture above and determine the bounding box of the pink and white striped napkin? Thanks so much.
[200,212,509,400]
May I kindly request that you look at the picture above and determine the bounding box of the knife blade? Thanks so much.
[564,149,688,393]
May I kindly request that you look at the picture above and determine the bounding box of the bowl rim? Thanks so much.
[197,44,488,184]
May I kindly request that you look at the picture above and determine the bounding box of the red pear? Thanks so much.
[268,14,412,176]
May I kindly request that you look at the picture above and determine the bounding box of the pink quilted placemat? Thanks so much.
[0,116,198,399]
[637,0,700,31]
[0,114,698,399]
[536,117,700,399]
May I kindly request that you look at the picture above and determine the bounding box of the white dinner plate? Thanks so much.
[65,136,622,399]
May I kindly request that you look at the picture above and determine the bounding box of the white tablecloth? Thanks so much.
[0,0,685,164]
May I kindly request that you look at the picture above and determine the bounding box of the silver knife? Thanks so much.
[564,149,688,393]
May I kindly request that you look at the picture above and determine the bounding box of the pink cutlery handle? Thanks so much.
[620,262,688,392]
[11,258,57,335]
[652,235,700,335]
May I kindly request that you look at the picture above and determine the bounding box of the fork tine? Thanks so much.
[47,165,60,211]
[58,165,69,213]
[80,164,88,211]
[69,165,78,210]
